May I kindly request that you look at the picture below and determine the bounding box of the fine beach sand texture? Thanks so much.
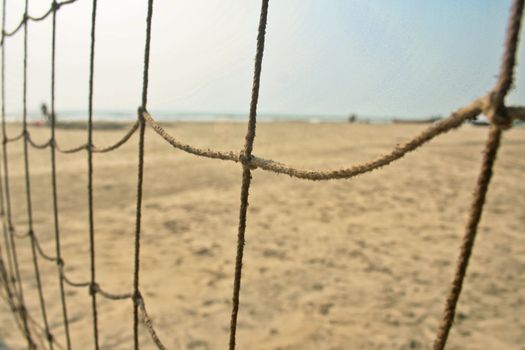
[0,121,524,350]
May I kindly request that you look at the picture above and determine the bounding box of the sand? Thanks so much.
[0,121,523,350]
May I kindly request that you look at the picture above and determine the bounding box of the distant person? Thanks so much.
[41,102,55,124]
[348,113,357,123]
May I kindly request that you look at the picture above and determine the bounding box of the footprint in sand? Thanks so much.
[163,219,190,234]
[263,248,287,260]
[187,339,210,350]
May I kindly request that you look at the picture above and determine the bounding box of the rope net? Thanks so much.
[0,0,523,349]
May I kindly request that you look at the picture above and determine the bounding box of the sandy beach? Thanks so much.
[0,121,523,350]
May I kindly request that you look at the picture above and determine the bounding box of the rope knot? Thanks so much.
[56,258,64,268]
[28,229,34,237]
[137,106,146,122]
[132,290,142,304]
[19,305,27,316]
[46,332,54,343]
[239,151,257,170]
[52,1,61,11]
[482,92,512,130]
[89,282,99,295]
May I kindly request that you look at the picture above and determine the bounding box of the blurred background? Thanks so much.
[1,0,524,122]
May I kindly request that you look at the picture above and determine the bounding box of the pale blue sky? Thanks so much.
[1,0,524,118]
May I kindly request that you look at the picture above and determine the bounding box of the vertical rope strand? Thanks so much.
[229,1,269,349]
[50,3,72,349]
[0,154,20,336]
[0,33,18,324]
[0,118,16,309]
[0,203,17,327]
[433,2,523,348]
[0,182,14,298]
[432,126,503,350]
[87,0,99,348]
[0,0,17,304]
[0,173,18,329]
[0,254,23,337]
[132,0,154,349]
[21,0,54,348]
[1,0,33,346]
[493,0,524,103]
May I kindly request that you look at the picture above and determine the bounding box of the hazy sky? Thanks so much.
[1,0,524,118]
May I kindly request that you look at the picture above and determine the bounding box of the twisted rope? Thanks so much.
[21,0,54,347]
[137,295,166,350]
[4,130,24,142]
[0,213,24,347]
[33,232,58,262]
[144,97,483,181]
[229,1,269,349]
[86,0,100,348]
[0,258,26,340]
[433,1,524,349]
[433,126,503,350]
[92,120,139,152]
[1,0,34,346]
[26,132,52,149]
[55,142,87,154]
[0,134,16,305]
[50,4,72,348]
[91,282,133,301]
[132,0,155,347]
[24,119,139,154]
[12,229,134,302]
[1,0,79,39]
[59,265,91,288]
[492,0,524,106]
[0,274,67,350]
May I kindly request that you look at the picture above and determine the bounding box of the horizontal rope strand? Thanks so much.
[1,0,79,38]
[144,97,483,181]
[57,121,138,153]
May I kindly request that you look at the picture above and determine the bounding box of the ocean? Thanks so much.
[7,110,406,124]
